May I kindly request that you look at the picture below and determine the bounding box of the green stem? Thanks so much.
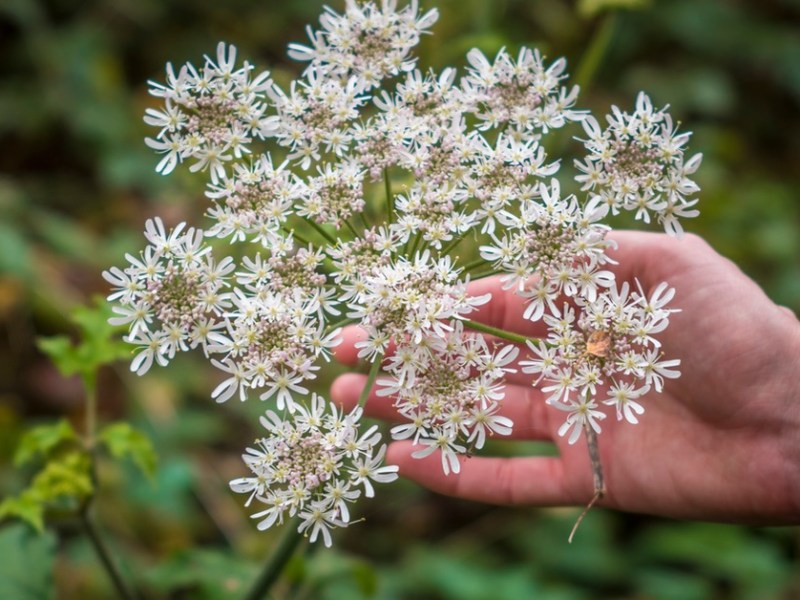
[461,257,487,273]
[383,168,394,226]
[306,219,338,245]
[408,232,423,258]
[243,517,306,600]
[574,13,617,96]
[324,316,358,335]
[83,373,97,448]
[548,13,617,157]
[439,234,467,258]
[343,217,360,240]
[469,269,501,281]
[284,227,314,248]
[358,353,383,409]
[357,211,370,232]
[461,319,536,346]
[80,506,138,600]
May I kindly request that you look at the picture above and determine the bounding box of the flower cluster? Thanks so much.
[230,395,398,547]
[520,282,680,443]
[575,92,702,235]
[105,0,701,545]
[378,322,518,474]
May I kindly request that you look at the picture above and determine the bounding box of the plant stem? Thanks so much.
[358,353,383,408]
[439,234,467,258]
[383,168,394,226]
[80,506,138,600]
[83,373,97,448]
[548,13,617,157]
[307,220,338,245]
[568,420,606,544]
[574,13,617,96]
[357,211,370,232]
[408,232,423,258]
[324,316,358,335]
[469,269,500,281]
[461,319,534,346]
[461,257,486,273]
[284,227,314,248]
[343,217,360,239]
[244,517,306,600]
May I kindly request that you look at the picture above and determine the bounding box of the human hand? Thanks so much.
[331,232,800,524]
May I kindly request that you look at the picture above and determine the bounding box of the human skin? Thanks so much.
[331,231,800,524]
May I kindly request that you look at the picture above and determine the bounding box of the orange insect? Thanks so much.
[585,330,612,358]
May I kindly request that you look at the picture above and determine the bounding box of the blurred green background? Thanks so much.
[1,0,798,598]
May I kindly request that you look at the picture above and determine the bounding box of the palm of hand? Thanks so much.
[332,232,800,523]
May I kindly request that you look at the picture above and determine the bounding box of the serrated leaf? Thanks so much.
[99,422,158,480]
[0,523,56,600]
[13,419,78,467]
[30,451,93,503]
[0,492,45,533]
[578,0,651,19]
[36,298,129,381]
[36,336,83,378]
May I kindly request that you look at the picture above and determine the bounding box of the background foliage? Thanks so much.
[1,0,798,598]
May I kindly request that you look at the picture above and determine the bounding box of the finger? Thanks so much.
[606,230,711,290]
[333,325,400,366]
[332,372,559,442]
[333,325,367,366]
[466,275,551,338]
[387,440,583,506]
[330,372,399,421]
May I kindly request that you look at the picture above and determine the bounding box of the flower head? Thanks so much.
[230,395,398,545]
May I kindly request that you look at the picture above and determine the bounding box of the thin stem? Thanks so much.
[461,319,534,346]
[461,257,488,273]
[83,373,97,448]
[469,269,501,281]
[548,13,617,157]
[306,219,338,245]
[80,507,138,600]
[324,316,358,335]
[244,517,306,600]
[383,167,394,226]
[358,353,383,409]
[408,232,423,258]
[343,217,360,239]
[574,14,617,96]
[585,420,605,497]
[439,234,468,258]
[568,420,606,544]
[283,227,314,248]
[357,211,370,232]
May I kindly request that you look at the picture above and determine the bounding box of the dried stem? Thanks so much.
[568,420,606,544]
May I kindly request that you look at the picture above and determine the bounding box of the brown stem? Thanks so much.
[568,421,606,543]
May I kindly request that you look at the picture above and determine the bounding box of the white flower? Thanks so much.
[230,395,397,545]
[556,395,606,444]
[288,0,439,89]
[575,92,702,235]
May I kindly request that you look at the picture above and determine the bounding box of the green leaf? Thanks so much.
[0,523,56,600]
[0,492,45,533]
[30,451,94,503]
[99,422,158,480]
[13,419,78,467]
[578,0,651,19]
[36,297,130,382]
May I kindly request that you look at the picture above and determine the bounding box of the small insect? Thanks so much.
[585,330,612,358]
